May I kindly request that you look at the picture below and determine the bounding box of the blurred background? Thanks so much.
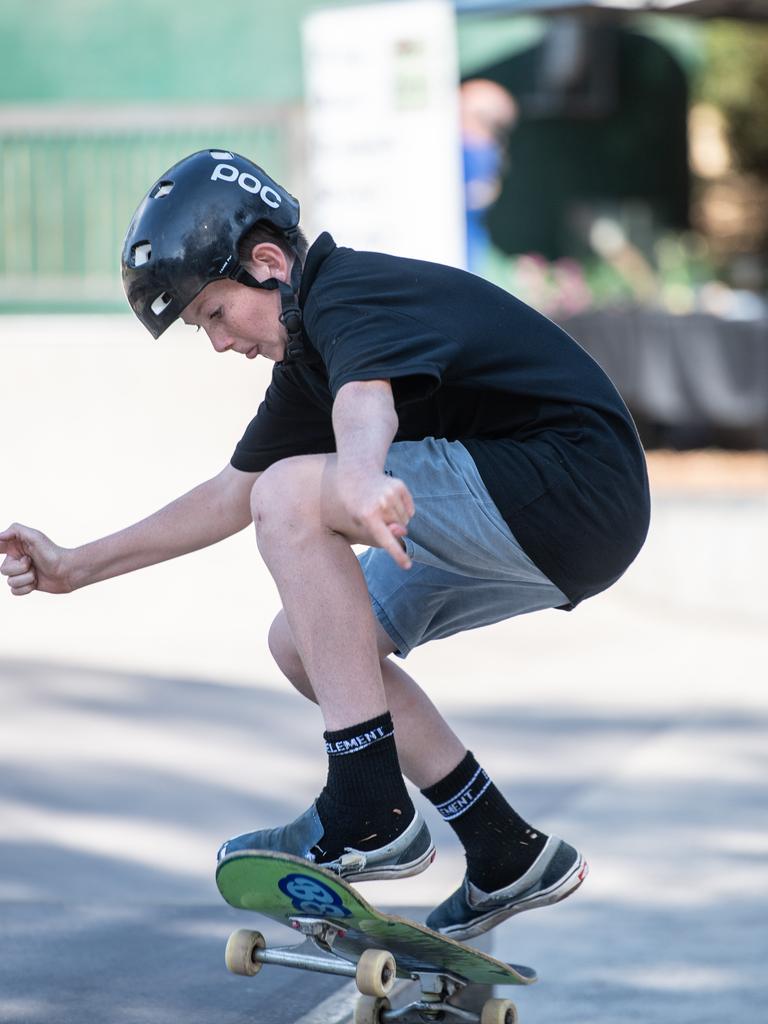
[1,0,765,676]
[1,0,767,451]
[0,4,766,1022]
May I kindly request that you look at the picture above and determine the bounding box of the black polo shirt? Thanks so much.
[231,232,650,607]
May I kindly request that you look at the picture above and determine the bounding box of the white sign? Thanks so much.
[302,0,465,267]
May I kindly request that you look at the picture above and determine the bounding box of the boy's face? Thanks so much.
[180,243,290,362]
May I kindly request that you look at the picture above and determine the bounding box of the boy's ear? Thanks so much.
[247,242,289,283]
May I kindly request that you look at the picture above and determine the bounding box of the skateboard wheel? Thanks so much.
[354,995,391,1024]
[356,948,397,997]
[480,998,518,1024]
[224,928,266,977]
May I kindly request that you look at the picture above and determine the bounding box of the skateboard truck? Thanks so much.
[359,970,520,1024]
[225,926,397,997]
[289,915,347,951]
[380,971,483,1023]
[225,929,519,1024]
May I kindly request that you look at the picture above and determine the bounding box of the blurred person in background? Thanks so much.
[460,78,518,274]
[1,149,649,940]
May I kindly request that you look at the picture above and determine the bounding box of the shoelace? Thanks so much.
[324,848,369,875]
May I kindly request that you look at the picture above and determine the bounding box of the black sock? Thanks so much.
[313,712,414,861]
[421,750,547,892]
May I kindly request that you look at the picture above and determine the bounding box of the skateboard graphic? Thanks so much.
[216,851,536,1024]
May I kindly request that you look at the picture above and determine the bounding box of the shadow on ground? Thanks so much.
[1,657,766,1024]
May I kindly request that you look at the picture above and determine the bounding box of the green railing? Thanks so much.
[0,105,304,312]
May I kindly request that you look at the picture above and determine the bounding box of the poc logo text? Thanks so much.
[210,163,281,208]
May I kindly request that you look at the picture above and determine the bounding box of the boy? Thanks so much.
[1,149,649,939]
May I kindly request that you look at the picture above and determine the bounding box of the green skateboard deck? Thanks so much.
[216,850,537,987]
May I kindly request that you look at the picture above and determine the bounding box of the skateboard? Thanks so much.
[216,850,537,1024]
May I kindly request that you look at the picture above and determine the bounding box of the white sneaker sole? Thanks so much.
[334,844,437,884]
[439,855,589,941]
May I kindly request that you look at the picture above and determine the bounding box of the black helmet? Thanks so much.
[121,149,302,340]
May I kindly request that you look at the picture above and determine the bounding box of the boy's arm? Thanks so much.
[0,464,260,596]
[332,378,414,570]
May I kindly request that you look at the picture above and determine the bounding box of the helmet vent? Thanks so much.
[150,292,173,316]
[131,242,152,267]
[210,150,234,160]
[150,180,175,199]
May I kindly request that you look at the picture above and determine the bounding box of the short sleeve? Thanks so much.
[305,302,456,404]
[230,364,336,472]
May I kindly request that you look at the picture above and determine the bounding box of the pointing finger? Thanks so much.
[372,521,411,570]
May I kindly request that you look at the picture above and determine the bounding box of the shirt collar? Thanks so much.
[298,231,337,307]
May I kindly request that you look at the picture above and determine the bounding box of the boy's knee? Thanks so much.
[250,457,323,542]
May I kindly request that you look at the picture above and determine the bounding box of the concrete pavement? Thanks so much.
[2,487,766,1023]
[1,315,767,1022]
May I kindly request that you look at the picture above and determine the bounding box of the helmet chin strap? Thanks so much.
[231,258,306,361]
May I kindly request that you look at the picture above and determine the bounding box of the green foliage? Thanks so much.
[694,20,768,176]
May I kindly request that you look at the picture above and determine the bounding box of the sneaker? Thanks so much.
[217,802,436,883]
[426,836,588,941]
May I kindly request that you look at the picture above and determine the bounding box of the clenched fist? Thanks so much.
[0,524,73,596]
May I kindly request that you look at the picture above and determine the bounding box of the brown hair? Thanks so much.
[237,221,309,271]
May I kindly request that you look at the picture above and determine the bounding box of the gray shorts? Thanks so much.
[358,438,568,657]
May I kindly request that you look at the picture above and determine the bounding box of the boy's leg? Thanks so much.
[270,611,587,939]
[271,609,550,881]
[221,440,586,931]
[218,452,435,880]
[255,437,587,936]
[250,453,406,730]
[268,609,467,790]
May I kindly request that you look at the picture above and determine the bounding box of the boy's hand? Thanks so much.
[0,524,73,596]
[337,471,415,570]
